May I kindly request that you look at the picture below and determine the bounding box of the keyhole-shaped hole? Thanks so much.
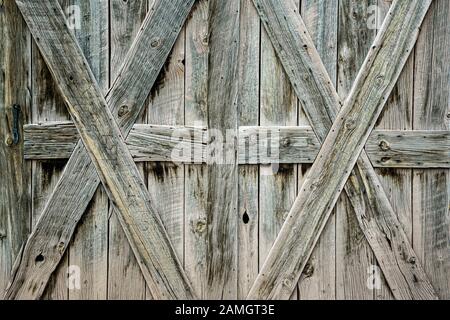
[243,212,250,224]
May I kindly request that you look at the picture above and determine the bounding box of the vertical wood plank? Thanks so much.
[259,0,299,301]
[184,0,209,299]
[107,0,147,300]
[374,0,412,300]
[238,0,260,300]
[413,0,450,299]
[146,2,186,300]
[205,0,240,299]
[298,0,337,300]
[335,0,376,300]
[0,0,31,297]
[63,0,109,300]
[31,0,70,300]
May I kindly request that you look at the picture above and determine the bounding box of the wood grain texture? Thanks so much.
[24,123,449,169]
[146,2,186,298]
[0,0,31,297]
[63,0,109,300]
[413,0,450,299]
[367,131,449,169]
[298,0,337,300]
[30,0,69,299]
[336,0,376,300]
[259,0,299,301]
[6,0,196,300]
[205,0,240,299]
[184,0,209,299]
[249,0,437,300]
[238,0,260,299]
[107,0,147,301]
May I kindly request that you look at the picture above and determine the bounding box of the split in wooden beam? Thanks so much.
[6,0,196,300]
[249,0,438,300]
[23,122,450,169]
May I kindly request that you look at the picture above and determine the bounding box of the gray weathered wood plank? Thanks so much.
[0,0,31,297]
[107,0,147,301]
[413,0,450,299]
[238,0,260,299]
[184,0,210,299]
[205,0,240,299]
[30,0,70,299]
[248,0,437,300]
[259,0,300,301]
[146,6,186,297]
[335,0,377,300]
[6,0,196,300]
[298,0,337,300]
[24,123,450,169]
[62,0,109,300]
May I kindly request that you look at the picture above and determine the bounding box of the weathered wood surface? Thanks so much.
[108,0,147,300]
[5,0,196,300]
[335,0,376,300]
[413,0,450,299]
[63,0,109,300]
[184,0,210,299]
[237,0,259,299]
[248,0,437,300]
[0,0,31,297]
[146,0,186,299]
[367,131,450,169]
[1,0,449,302]
[14,0,195,300]
[259,0,299,302]
[298,0,337,300]
[205,0,240,299]
[24,122,450,169]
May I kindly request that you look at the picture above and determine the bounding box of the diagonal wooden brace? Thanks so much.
[5,0,196,300]
[248,0,438,300]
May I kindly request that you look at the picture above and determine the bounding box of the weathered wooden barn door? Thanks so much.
[0,0,448,300]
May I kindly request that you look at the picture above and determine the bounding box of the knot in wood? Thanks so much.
[5,135,13,147]
[379,140,390,151]
[195,218,207,234]
[345,119,357,130]
[302,263,314,278]
[57,242,65,253]
[375,74,385,85]
[151,37,162,48]
[282,277,293,288]
[118,105,129,117]
[281,137,290,147]
[407,256,416,265]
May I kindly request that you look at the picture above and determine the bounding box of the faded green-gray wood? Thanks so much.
[249,0,437,300]
[5,0,196,300]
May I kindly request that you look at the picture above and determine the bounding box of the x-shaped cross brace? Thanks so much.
[5,0,438,300]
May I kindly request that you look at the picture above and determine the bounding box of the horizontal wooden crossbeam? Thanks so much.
[23,122,450,168]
